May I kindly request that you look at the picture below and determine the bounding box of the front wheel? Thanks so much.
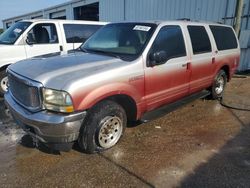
[0,70,8,97]
[78,100,127,154]
[210,70,227,99]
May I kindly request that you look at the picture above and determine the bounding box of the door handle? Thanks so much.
[212,57,215,64]
[182,62,191,69]
[59,45,63,51]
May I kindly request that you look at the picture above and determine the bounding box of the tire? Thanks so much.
[78,100,127,154]
[210,70,227,100]
[0,70,8,97]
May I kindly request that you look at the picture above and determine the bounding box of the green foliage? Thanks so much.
[0,29,3,34]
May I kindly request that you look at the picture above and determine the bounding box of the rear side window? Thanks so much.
[188,26,211,54]
[209,25,238,50]
[150,25,186,60]
[63,24,103,43]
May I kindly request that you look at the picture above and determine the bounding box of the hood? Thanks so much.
[0,44,13,49]
[9,51,126,90]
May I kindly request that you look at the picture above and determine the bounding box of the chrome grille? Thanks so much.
[8,73,41,109]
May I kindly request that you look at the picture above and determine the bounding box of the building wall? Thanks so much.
[100,0,237,22]
[2,0,98,29]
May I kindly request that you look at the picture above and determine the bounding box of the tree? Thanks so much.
[0,29,3,34]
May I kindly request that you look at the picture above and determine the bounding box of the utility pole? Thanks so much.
[234,0,244,37]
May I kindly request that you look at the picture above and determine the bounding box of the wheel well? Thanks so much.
[0,65,10,72]
[221,65,230,81]
[104,95,137,122]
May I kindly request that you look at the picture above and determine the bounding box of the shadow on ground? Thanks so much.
[0,99,11,123]
[20,135,61,155]
[180,109,250,188]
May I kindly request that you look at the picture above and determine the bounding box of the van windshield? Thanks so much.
[81,23,157,61]
[0,21,31,44]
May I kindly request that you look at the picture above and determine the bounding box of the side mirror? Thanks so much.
[26,33,35,45]
[149,51,168,67]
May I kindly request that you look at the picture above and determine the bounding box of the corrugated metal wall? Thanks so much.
[100,0,250,71]
[238,0,250,71]
[100,0,236,22]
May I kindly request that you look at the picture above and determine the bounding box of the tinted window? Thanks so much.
[209,25,238,50]
[27,23,58,44]
[188,26,211,54]
[150,25,186,60]
[63,24,103,43]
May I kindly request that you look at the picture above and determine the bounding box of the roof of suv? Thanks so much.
[21,19,107,25]
[110,20,231,28]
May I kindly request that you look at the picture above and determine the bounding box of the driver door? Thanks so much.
[144,25,191,111]
[25,23,62,58]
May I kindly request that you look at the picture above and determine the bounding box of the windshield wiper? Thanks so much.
[79,47,88,53]
[83,48,122,60]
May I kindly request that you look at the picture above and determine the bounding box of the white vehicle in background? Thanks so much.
[0,19,106,96]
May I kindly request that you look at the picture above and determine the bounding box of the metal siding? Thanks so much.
[99,0,125,21]
[112,0,233,22]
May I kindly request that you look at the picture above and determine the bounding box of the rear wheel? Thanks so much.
[0,70,8,97]
[210,70,227,99]
[78,100,127,154]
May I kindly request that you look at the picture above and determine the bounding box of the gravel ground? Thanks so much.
[0,76,250,188]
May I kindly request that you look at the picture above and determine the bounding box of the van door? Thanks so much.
[187,25,214,94]
[144,25,191,111]
[24,23,63,57]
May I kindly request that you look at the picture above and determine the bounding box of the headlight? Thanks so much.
[42,88,74,113]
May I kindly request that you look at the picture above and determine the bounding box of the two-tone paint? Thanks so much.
[7,20,240,122]
[5,21,240,147]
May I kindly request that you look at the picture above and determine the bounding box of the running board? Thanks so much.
[141,90,210,122]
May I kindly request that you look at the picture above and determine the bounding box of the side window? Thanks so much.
[209,25,238,50]
[63,24,103,43]
[150,25,186,60]
[188,26,211,54]
[27,23,58,44]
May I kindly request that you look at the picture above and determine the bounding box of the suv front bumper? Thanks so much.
[4,92,86,144]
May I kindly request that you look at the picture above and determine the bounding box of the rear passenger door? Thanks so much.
[187,25,214,94]
[209,25,240,76]
[62,24,103,51]
[145,25,190,111]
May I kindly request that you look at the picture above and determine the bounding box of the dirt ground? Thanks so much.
[0,75,250,188]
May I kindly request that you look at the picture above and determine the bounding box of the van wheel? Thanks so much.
[210,70,227,99]
[78,100,127,154]
[0,70,8,97]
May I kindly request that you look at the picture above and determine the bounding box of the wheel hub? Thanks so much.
[215,76,225,94]
[0,76,8,92]
[98,116,123,149]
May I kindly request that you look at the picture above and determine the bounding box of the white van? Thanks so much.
[0,19,106,95]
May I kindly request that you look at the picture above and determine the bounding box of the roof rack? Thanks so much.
[177,18,191,21]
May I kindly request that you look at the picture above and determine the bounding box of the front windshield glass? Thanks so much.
[81,23,157,60]
[0,21,31,44]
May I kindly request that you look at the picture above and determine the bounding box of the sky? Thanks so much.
[0,0,71,28]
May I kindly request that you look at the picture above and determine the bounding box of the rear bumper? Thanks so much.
[4,92,86,144]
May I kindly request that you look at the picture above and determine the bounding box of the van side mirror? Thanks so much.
[149,51,168,67]
[26,33,35,45]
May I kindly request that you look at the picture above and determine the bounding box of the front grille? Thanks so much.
[8,73,41,109]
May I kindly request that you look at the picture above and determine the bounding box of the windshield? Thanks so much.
[81,23,157,60]
[0,21,32,44]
